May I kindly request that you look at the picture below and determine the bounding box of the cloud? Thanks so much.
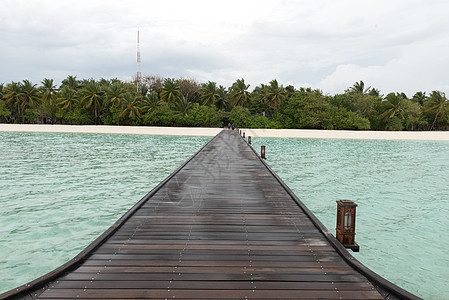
[317,34,449,96]
[1,0,449,95]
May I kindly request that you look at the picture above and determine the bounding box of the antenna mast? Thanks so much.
[136,31,142,85]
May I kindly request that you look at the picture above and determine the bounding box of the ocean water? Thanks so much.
[250,136,449,299]
[0,132,209,294]
[0,132,448,299]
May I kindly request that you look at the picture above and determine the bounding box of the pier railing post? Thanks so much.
[243,132,245,138]
[248,136,251,144]
[336,200,359,252]
[261,145,266,159]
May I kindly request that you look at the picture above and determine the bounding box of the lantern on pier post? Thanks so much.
[336,200,359,252]
[261,145,266,159]
[248,136,251,144]
[239,130,242,135]
[243,132,245,138]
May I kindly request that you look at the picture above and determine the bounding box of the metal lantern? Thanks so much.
[336,200,359,252]
[261,145,266,159]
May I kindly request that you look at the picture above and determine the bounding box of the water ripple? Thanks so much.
[251,137,449,300]
[0,132,208,293]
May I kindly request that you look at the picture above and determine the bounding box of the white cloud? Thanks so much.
[317,34,449,96]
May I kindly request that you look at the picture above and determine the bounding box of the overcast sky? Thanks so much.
[1,0,449,96]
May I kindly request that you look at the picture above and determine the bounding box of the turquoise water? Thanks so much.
[0,132,448,299]
[0,132,209,294]
[250,137,449,299]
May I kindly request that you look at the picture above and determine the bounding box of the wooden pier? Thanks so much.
[2,130,420,299]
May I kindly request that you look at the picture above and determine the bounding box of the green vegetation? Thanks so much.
[1,77,448,130]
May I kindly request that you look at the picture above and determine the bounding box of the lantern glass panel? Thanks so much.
[344,211,352,231]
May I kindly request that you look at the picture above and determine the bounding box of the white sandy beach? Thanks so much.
[1,124,449,141]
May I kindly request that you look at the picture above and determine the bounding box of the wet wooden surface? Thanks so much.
[37,130,382,299]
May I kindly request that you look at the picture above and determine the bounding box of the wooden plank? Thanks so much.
[59,272,368,282]
[49,280,377,291]
[81,259,348,268]
[93,248,338,256]
[98,243,337,251]
[73,266,361,275]
[38,289,383,299]
[86,254,342,262]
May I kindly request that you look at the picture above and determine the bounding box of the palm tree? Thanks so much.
[119,93,142,120]
[0,84,10,122]
[99,78,111,87]
[349,80,371,94]
[105,82,127,125]
[57,86,78,124]
[229,78,250,107]
[160,78,182,105]
[411,91,427,106]
[381,93,406,125]
[199,81,219,106]
[285,85,296,98]
[424,91,449,130]
[215,85,229,110]
[253,83,267,99]
[140,91,160,114]
[368,88,381,97]
[3,81,21,122]
[138,84,149,97]
[20,80,40,123]
[106,82,127,108]
[80,79,103,124]
[41,78,58,123]
[61,75,80,92]
[172,96,192,115]
[264,79,286,112]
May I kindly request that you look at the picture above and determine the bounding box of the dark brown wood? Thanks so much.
[1,130,420,299]
[336,200,359,251]
[37,288,384,299]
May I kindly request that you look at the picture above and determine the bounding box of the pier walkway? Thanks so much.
[2,130,419,299]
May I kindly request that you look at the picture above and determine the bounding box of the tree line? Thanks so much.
[1,76,448,130]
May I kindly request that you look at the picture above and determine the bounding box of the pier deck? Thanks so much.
[2,130,419,299]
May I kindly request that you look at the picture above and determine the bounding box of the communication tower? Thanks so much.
[136,31,142,84]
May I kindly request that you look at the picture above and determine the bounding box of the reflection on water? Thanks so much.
[1,132,448,299]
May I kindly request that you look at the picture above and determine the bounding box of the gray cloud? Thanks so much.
[1,0,449,96]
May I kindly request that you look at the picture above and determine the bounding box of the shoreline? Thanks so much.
[1,124,449,141]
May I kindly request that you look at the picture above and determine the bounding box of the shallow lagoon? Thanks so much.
[0,132,210,294]
[1,132,448,299]
[250,136,449,299]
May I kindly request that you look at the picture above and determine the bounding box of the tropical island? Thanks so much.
[1,76,448,131]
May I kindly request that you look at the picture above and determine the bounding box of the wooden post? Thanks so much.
[243,132,245,138]
[336,200,359,252]
[248,136,251,144]
[261,145,266,159]
[239,130,242,135]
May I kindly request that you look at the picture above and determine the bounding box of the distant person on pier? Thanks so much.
[232,123,235,130]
